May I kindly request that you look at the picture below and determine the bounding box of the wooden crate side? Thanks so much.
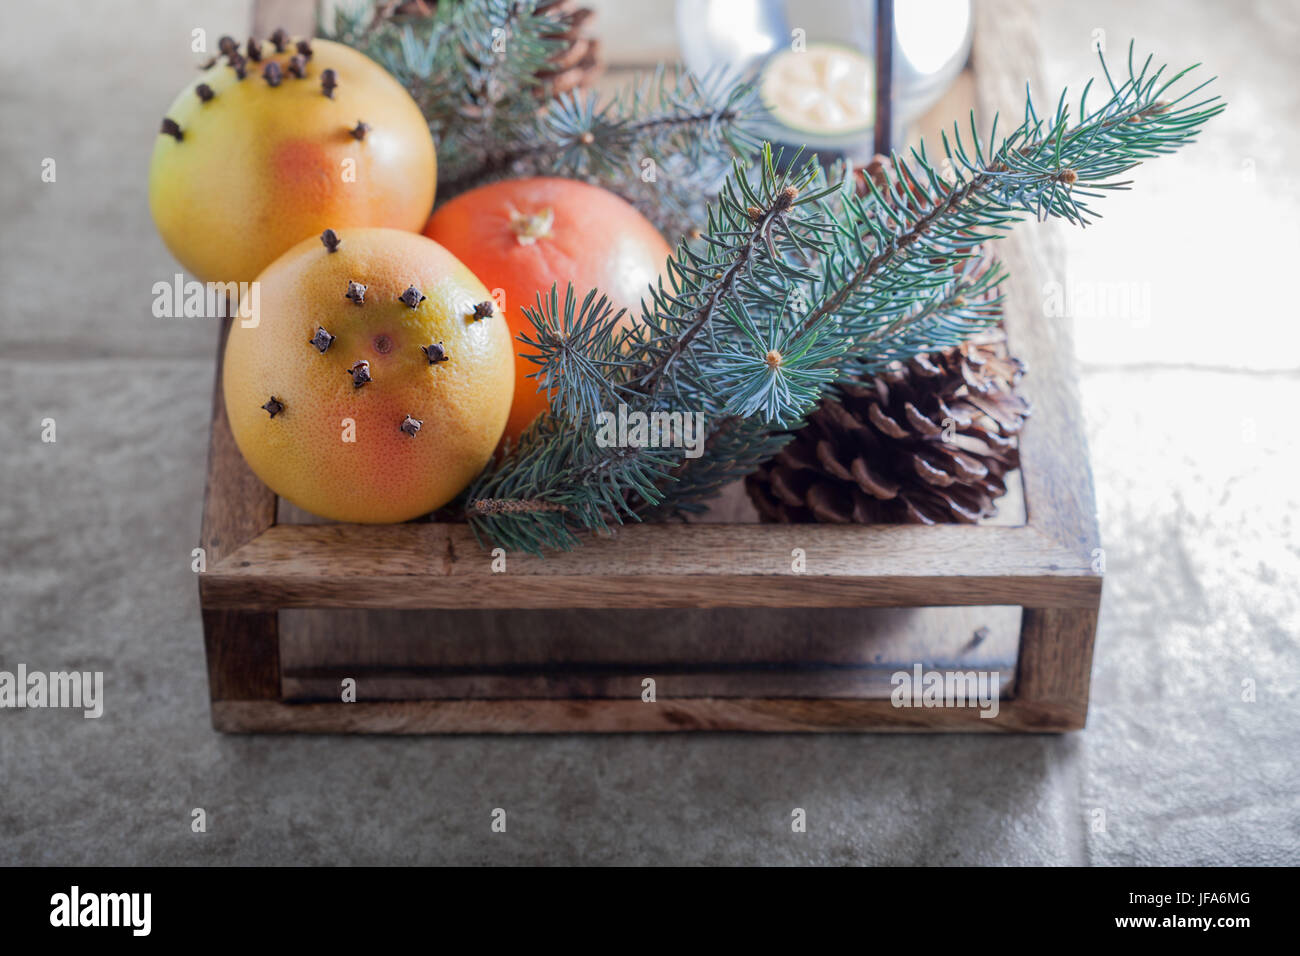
[199,319,278,566]
[199,309,281,714]
[200,522,1101,609]
[973,0,1102,561]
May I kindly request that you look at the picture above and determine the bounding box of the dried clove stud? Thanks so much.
[344,280,367,305]
[308,327,335,353]
[347,360,372,388]
[231,55,247,80]
[263,61,282,87]
[472,301,494,321]
[218,35,238,57]
[196,83,215,103]
[246,37,262,62]
[270,28,289,53]
[320,68,338,98]
[296,39,313,59]
[287,54,306,79]
[399,286,426,309]
[421,342,449,365]
[350,120,370,141]
[262,396,285,418]
[399,415,423,437]
[160,118,183,141]
[320,229,341,253]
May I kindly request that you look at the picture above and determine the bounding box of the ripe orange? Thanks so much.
[423,177,671,443]
[222,228,514,523]
[150,35,436,285]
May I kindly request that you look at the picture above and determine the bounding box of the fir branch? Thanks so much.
[467,42,1222,551]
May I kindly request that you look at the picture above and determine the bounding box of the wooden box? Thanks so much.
[197,0,1101,733]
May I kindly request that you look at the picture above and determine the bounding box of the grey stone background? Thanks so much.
[1,0,1296,865]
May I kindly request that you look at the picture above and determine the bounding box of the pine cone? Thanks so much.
[745,332,1030,525]
[379,0,602,95]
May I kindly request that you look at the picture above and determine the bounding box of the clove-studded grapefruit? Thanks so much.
[423,177,672,443]
[150,32,436,285]
[222,228,514,523]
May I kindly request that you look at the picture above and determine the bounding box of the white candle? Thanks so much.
[759,41,876,140]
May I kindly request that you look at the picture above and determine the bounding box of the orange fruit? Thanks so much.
[222,228,514,523]
[424,177,671,443]
[150,34,436,285]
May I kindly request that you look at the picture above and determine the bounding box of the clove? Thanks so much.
[270,28,289,53]
[160,118,183,141]
[195,83,215,103]
[296,39,313,59]
[231,56,247,80]
[245,37,262,62]
[350,120,370,141]
[320,68,337,98]
[320,229,342,253]
[218,35,238,57]
[344,280,367,305]
[287,54,306,79]
[199,56,218,70]
[398,286,426,309]
[399,415,423,437]
[263,61,281,87]
[262,396,285,418]
[472,300,494,321]
[347,360,372,388]
[420,342,449,365]
[308,327,335,353]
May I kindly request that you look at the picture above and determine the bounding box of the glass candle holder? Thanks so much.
[675,0,973,160]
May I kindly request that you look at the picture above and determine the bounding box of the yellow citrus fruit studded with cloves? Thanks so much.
[149,33,436,285]
[223,228,514,523]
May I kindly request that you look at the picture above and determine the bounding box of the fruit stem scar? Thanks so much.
[399,286,426,309]
[348,360,372,388]
[345,280,367,305]
[262,396,285,418]
[160,118,183,141]
[321,229,342,252]
[507,205,554,245]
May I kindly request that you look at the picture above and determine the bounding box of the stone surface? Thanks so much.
[0,0,1296,865]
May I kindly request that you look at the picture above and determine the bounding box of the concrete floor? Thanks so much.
[1,1,1296,865]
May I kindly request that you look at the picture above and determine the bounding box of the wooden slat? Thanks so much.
[973,0,1102,559]
[277,604,1022,700]
[199,319,277,566]
[212,697,1070,734]
[199,522,1100,609]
